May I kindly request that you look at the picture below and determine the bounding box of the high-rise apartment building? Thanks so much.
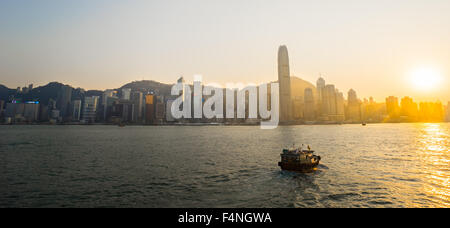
[304,88,315,121]
[72,100,82,121]
[145,94,155,124]
[347,89,361,122]
[82,96,99,123]
[57,85,72,119]
[386,96,400,120]
[131,91,143,122]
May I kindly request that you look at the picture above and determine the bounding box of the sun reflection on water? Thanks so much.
[417,124,450,207]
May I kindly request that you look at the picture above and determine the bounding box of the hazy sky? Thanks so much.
[1,0,449,102]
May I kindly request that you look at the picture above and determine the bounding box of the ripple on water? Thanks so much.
[0,123,449,207]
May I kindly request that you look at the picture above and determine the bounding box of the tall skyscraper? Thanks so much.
[316,77,345,121]
[400,97,419,122]
[131,91,143,122]
[23,103,40,122]
[386,96,400,120]
[347,89,361,122]
[324,85,337,117]
[304,88,315,121]
[72,100,82,121]
[336,91,345,121]
[278,45,291,122]
[145,94,155,124]
[82,96,99,123]
[316,77,325,101]
[57,85,72,119]
[102,89,117,121]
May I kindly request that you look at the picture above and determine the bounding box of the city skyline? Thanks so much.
[1,0,450,103]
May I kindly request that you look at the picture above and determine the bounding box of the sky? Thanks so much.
[1,0,449,103]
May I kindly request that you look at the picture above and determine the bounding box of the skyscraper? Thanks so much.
[324,85,337,117]
[400,97,418,122]
[72,100,82,121]
[336,91,345,121]
[82,96,99,123]
[316,77,325,101]
[386,96,400,120]
[347,89,361,122]
[57,85,72,119]
[102,89,117,121]
[278,45,291,122]
[145,94,155,124]
[304,88,315,121]
[131,91,143,122]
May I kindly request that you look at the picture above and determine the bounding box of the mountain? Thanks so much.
[0,84,16,101]
[120,80,173,96]
[0,77,318,105]
[290,76,317,102]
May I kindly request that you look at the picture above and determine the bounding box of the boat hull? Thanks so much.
[278,161,320,172]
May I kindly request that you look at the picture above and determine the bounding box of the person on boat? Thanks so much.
[307,145,311,151]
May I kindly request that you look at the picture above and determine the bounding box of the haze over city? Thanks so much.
[1,0,450,102]
[1,0,450,211]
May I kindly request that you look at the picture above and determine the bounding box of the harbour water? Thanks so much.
[0,123,449,208]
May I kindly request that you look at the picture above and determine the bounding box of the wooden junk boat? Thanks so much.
[278,146,321,172]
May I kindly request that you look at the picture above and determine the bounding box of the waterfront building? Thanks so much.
[102,90,118,121]
[56,85,73,119]
[5,103,24,121]
[304,88,315,121]
[400,97,419,122]
[419,102,444,122]
[145,94,155,124]
[131,91,143,123]
[81,96,99,123]
[335,91,345,122]
[320,84,337,121]
[386,96,400,121]
[362,98,386,123]
[346,89,361,122]
[278,45,292,122]
[23,103,40,122]
[4,102,39,123]
[39,105,49,122]
[71,100,82,121]
[112,100,134,123]
[0,100,4,117]
[155,103,165,123]
[291,96,303,120]
[316,77,326,118]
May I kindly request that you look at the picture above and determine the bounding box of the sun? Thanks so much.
[409,67,442,91]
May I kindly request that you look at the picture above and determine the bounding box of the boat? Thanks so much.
[362,122,367,126]
[278,146,321,172]
[118,123,126,127]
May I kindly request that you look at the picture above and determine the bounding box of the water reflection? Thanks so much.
[417,124,450,207]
